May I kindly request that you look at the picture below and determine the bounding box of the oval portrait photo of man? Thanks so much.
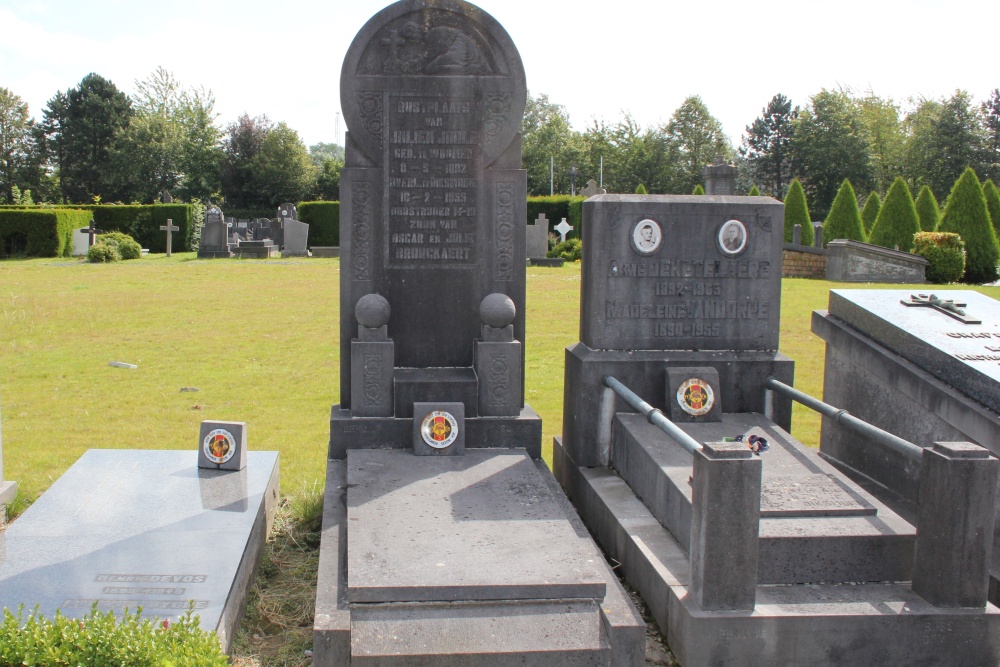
[717,219,747,255]
[631,218,663,255]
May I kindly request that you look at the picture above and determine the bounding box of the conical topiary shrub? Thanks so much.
[938,167,1000,284]
[822,179,866,245]
[635,183,648,194]
[984,179,1000,238]
[914,185,941,232]
[861,192,881,235]
[692,184,705,195]
[868,178,920,252]
[748,185,761,196]
[783,178,813,245]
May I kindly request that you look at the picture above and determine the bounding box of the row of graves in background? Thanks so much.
[197,203,309,259]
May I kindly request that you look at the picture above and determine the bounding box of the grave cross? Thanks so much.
[900,293,982,324]
[159,218,180,257]
[381,29,405,62]
[534,212,548,228]
[554,218,573,243]
[80,218,104,247]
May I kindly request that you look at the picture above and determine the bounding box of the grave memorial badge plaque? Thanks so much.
[198,420,247,470]
[666,367,722,422]
[339,0,527,406]
[412,402,465,455]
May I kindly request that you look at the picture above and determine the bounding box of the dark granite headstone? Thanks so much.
[339,0,527,405]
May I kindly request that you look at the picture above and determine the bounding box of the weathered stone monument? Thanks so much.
[525,212,549,259]
[825,240,928,282]
[197,206,233,259]
[580,178,606,198]
[701,156,736,195]
[814,289,1000,601]
[313,1,643,663]
[553,195,1000,665]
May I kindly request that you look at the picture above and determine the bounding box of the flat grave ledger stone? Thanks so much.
[0,449,279,651]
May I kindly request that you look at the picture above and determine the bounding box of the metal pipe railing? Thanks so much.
[603,376,702,454]
[764,376,923,462]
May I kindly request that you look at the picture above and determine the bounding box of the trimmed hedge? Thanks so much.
[914,185,941,232]
[984,179,1000,238]
[0,208,92,257]
[0,205,193,253]
[938,167,1000,284]
[868,178,919,252]
[913,232,965,284]
[525,195,584,242]
[860,191,881,235]
[823,179,867,245]
[783,178,812,245]
[298,201,340,246]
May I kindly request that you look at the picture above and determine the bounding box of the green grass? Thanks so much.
[2,253,1000,508]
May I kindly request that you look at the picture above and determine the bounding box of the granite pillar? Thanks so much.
[689,441,761,611]
[912,441,998,608]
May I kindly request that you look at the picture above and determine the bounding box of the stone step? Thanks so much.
[350,599,611,666]
[610,412,915,584]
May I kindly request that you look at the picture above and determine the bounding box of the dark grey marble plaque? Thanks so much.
[827,289,1000,413]
[580,195,784,352]
[338,0,527,408]
[0,449,279,650]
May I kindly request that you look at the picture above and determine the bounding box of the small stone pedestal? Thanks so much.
[912,441,998,608]
[689,441,761,611]
[350,295,394,418]
[474,294,522,417]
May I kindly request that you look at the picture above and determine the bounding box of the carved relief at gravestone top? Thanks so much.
[580,178,606,198]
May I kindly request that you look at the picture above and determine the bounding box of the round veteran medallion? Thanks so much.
[420,411,459,449]
[677,378,715,416]
[203,428,236,464]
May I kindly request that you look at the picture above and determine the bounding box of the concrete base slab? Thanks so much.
[0,449,279,651]
[315,453,645,666]
[553,438,1000,667]
[351,600,610,666]
[0,480,16,509]
[310,246,340,258]
[346,449,606,603]
[329,404,542,459]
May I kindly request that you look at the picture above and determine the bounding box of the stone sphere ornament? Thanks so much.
[356,293,391,328]
[480,293,516,328]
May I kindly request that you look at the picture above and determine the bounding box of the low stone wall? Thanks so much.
[825,239,927,283]
[782,244,826,278]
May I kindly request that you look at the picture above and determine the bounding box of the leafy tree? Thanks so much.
[315,157,343,200]
[691,184,704,195]
[40,91,69,202]
[748,185,760,196]
[982,178,1000,238]
[522,92,585,195]
[904,91,989,201]
[665,96,730,192]
[783,177,812,245]
[309,142,344,165]
[858,91,905,192]
[581,115,671,194]
[982,89,1000,181]
[60,73,133,202]
[790,89,873,219]
[739,93,796,197]
[0,87,36,203]
[914,185,941,232]
[822,179,866,245]
[938,167,1000,283]
[635,183,647,194]
[221,113,273,208]
[868,177,919,251]
[860,191,881,235]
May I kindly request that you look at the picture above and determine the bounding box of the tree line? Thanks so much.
[523,88,1000,219]
[0,69,342,208]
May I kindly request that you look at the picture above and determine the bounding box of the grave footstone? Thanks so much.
[314,1,644,664]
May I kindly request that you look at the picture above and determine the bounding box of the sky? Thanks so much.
[1,0,998,151]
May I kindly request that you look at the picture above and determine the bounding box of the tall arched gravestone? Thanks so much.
[339,0,527,413]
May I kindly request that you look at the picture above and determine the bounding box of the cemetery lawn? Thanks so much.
[2,255,1000,663]
[2,255,999,506]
